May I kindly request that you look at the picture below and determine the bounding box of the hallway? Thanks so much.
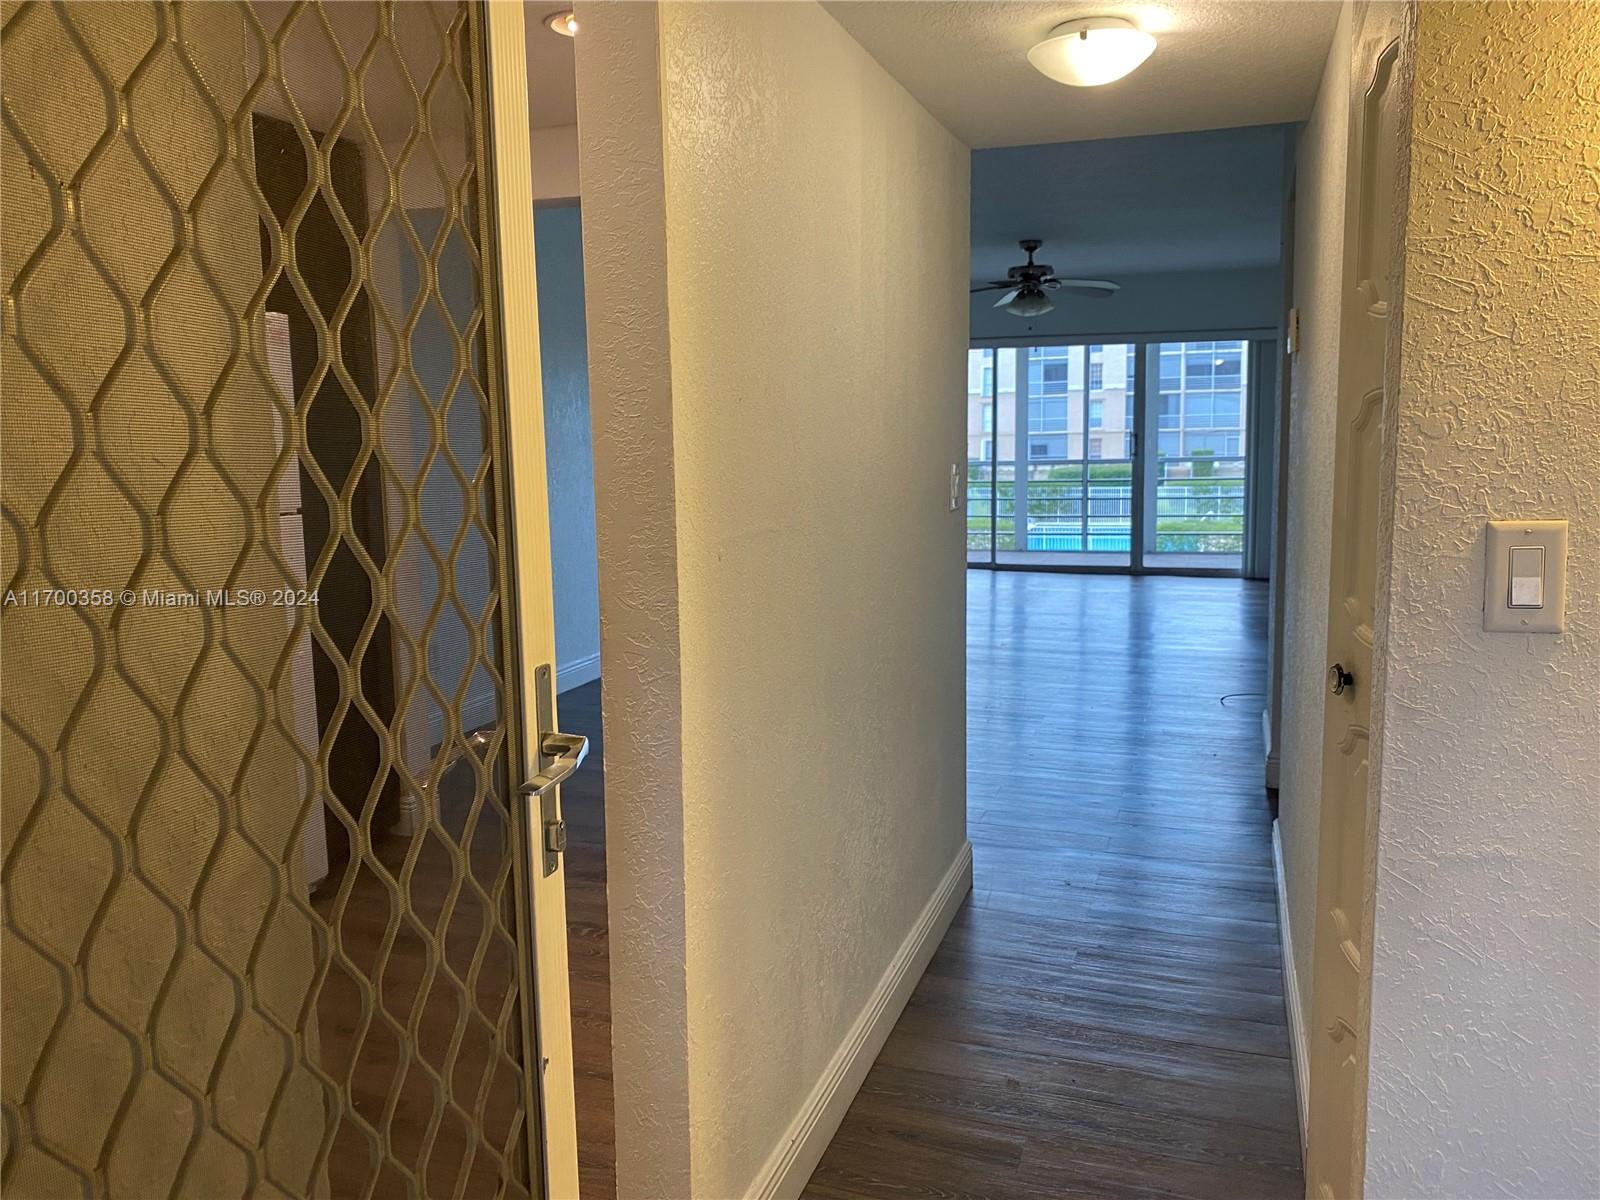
[805,572,1302,1198]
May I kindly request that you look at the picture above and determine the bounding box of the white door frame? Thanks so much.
[484,3,581,1195]
[1303,5,1412,1197]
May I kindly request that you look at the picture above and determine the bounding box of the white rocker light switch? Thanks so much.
[1484,520,1568,633]
[1507,546,1545,609]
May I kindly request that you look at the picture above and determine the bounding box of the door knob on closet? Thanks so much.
[1328,663,1354,696]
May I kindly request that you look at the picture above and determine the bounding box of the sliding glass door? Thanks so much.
[966,347,1007,565]
[1142,341,1250,572]
[968,339,1254,575]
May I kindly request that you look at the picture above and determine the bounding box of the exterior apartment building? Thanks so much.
[966,341,1248,468]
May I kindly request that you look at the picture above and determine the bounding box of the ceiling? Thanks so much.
[971,123,1290,286]
[524,3,577,128]
[824,1,1340,149]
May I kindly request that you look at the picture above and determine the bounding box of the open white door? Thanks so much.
[484,2,581,1195]
[1304,5,1409,1198]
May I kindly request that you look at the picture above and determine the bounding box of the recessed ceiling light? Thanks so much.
[1028,17,1156,87]
[545,9,577,37]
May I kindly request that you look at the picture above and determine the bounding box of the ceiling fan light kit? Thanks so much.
[1004,287,1056,317]
[1028,16,1156,87]
[971,239,1121,317]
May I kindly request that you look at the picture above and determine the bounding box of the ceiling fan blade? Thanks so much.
[992,288,1021,308]
[1052,279,1121,299]
[969,282,1015,293]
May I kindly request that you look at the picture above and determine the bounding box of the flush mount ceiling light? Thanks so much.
[1028,17,1156,87]
[545,9,577,37]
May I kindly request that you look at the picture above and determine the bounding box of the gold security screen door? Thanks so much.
[1,2,581,1198]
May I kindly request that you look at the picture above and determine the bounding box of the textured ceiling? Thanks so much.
[971,123,1291,284]
[824,0,1340,149]
[525,2,577,127]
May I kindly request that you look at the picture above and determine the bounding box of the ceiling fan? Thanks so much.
[971,239,1120,316]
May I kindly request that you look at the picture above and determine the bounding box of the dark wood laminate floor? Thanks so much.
[562,572,1302,1200]
[555,680,615,1200]
[803,573,1303,1200]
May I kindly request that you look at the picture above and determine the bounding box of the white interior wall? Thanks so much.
[575,2,970,1196]
[1263,128,1300,783]
[573,5,692,1192]
[1362,4,1600,1194]
[531,123,579,202]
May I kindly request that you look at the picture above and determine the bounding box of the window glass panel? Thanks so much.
[967,347,993,465]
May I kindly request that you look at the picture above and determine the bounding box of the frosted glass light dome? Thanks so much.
[1005,287,1055,318]
[1028,17,1156,87]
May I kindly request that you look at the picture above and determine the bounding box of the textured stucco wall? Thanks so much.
[1364,4,1600,1195]
[532,204,601,689]
[1279,0,1351,1056]
[573,5,693,1194]
[658,5,969,1195]
[576,3,969,1196]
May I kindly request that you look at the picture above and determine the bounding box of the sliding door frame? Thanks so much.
[968,327,1275,579]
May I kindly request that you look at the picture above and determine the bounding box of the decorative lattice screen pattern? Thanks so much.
[2,3,539,1196]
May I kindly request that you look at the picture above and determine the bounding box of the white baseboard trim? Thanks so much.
[557,651,601,693]
[1272,819,1309,1155]
[1262,710,1280,789]
[749,839,974,1200]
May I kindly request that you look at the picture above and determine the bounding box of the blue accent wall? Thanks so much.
[534,204,601,690]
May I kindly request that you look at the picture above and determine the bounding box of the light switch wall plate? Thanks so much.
[1483,519,1568,633]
